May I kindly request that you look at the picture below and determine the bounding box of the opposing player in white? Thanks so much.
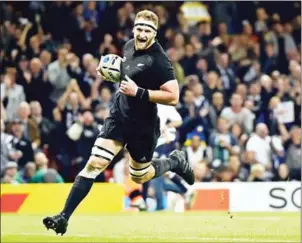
[155,104,196,209]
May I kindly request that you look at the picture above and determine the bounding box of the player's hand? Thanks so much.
[119,75,138,97]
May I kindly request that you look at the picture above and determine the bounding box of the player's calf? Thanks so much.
[43,140,121,235]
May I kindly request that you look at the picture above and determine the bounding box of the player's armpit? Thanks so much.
[148,79,179,106]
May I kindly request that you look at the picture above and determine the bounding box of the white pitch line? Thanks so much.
[235,217,280,221]
[2,232,91,237]
[1,232,298,242]
[85,216,281,222]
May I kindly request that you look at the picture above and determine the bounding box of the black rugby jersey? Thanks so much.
[112,39,176,124]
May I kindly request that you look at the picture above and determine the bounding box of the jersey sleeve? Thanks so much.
[153,54,176,87]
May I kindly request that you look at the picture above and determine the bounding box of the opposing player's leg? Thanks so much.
[168,172,196,209]
[43,137,123,235]
[168,172,188,194]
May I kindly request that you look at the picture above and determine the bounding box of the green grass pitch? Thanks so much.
[1,212,300,242]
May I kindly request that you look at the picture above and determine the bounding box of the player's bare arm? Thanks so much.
[148,79,179,106]
[119,76,179,106]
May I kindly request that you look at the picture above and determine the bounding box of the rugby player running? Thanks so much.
[43,10,194,235]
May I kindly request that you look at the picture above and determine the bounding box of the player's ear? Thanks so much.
[152,30,157,39]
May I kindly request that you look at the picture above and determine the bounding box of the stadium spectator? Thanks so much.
[22,161,36,183]
[246,123,284,179]
[221,94,255,134]
[1,69,26,121]
[10,119,34,169]
[247,81,263,121]
[235,83,248,102]
[25,58,53,118]
[231,123,248,150]
[273,163,290,181]
[254,8,269,33]
[30,101,54,148]
[173,33,186,61]
[214,52,237,99]
[194,161,212,182]
[228,155,249,181]
[1,161,23,184]
[71,111,99,175]
[248,163,266,182]
[284,126,301,180]
[12,101,40,149]
[47,48,71,104]
[184,135,206,168]
[57,79,88,130]
[1,101,6,121]
[167,47,185,85]
[39,50,52,71]
[203,71,224,102]
[31,152,63,183]
[180,43,198,76]
[208,117,239,166]
[208,91,225,129]
[1,119,14,170]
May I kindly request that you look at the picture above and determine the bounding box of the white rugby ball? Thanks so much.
[96,54,122,83]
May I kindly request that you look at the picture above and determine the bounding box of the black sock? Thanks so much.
[151,157,178,179]
[170,174,188,194]
[61,176,94,220]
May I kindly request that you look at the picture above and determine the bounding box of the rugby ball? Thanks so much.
[96,54,122,83]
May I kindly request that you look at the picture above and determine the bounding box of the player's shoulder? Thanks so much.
[152,41,168,58]
[124,39,135,51]
[151,42,172,68]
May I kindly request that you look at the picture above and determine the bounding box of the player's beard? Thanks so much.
[135,37,154,51]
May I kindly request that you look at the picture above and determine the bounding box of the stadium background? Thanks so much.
[0,1,301,213]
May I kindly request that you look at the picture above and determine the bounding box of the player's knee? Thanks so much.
[78,156,110,179]
[87,156,110,170]
[129,163,151,184]
[88,145,115,168]
[130,175,147,184]
[78,145,115,179]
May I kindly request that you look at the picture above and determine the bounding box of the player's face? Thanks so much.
[133,25,156,50]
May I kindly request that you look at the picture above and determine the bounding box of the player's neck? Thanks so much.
[146,39,156,49]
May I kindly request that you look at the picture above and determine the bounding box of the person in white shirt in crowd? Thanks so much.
[1,119,14,170]
[184,135,206,169]
[221,93,255,134]
[47,48,71,104]
[246,123,284,179]
[151,104,195,210]
[156,104,183,148]
[0,69,26,121]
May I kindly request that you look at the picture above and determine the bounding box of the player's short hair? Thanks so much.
[135,10,159,29]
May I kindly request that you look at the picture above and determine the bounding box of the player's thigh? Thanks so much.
[126,128,160,176]
[88,137,124,169]
[126,134,156,164]
[89,115,125,168]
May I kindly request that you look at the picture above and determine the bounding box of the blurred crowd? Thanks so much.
[1,1,301,187]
